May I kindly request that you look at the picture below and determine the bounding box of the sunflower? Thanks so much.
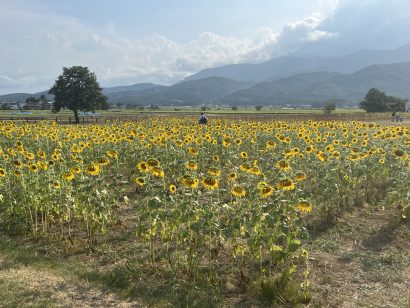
[228,172,238,181]
[13,160,24,169]
[276,160,291,171]
[277,178,295,191]
[316,151,329,162]
[212,155,220,162]
[135,177,145,187]
[51,181,61,189]
[97,157,110,166]
[180,175,199,189]
[240,151,248,159]
[106,150,119,159]
[208,167,221,177]
[294,173,307,181]
[137,161,149,173]
[25,152,35,160]
[257,181,268,189]
[86,164,100,176]
[379,158,385,165]
[348,153,360,161]
[150,166,165,178]
[51,153,60,161]
[0,168,6,177]
[249,167,261,175]
[147,158,160,168]
[29,164,38,173]
[169,184,177,193]
[296,201,313,213]
[185,161,198,171]
[188,147,198,156]
[201,177,219,190]
[393,149,406,159]
[62,171,75,181]
[239,163,251,172]
[37,161,48,171]
[266,140,276,149]
[13,170,21,177]
[231,186,246,197]
[305,146,314,153]
[234,138,242,145]
[259,185,274,198]
[71,166,81,174]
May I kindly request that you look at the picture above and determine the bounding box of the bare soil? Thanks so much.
[308,207,410,308]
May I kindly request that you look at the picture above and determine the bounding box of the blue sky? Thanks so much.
[0,0,409,94]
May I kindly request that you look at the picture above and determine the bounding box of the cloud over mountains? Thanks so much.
[0,0,409,94]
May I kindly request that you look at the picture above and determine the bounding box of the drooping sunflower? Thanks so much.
[106,150,119,159]
[277,178,295,191]
[347,153,360,161]
[187,147,198,156]
[29,164,38,173]
[316,151,329,162]
[62,171,75,181]
[212,155,220,162]
[208,167,221,177]
[97,157,110,166]
[259,185,274,198]
[180,175,199,189]
[294,173,307,181]
[150,166,165,178]
[257,181,268,189]
[86,164,100,176]
[37,150,47,159]
[276,160,291,172]
[201,177,219,190]
[51,181,61,189]
[37,161,48,171]
[135,177,145,187]
[266,140,276,150]
[231,186,246,197]
[393,149,406,159]
[71,166,81,174]
[13,160,24,169]
[185,161,198,171]
[296,201,313,213]
[147,158,160,168]
[239,163,251,172]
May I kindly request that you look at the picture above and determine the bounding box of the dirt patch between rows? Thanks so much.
[0,259,143,308]
[308,207,410,307]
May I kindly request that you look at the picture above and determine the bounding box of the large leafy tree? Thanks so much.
[49,66,108,123]
[359,88,405,112]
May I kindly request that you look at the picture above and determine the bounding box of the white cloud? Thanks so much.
[3,0,406,94]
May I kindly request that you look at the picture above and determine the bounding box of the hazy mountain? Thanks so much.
[183,43,410,82]
[0,83,160,103]
[220,62,410,105]
[103,83,159,94]
[107,77,253,105]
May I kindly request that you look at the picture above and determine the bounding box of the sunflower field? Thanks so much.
[0,118,408,302]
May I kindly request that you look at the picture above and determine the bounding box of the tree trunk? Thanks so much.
[73,109,80,124]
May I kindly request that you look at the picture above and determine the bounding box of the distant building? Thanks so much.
[405,100,410,112]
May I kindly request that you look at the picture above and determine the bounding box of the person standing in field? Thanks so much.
[198,112,208,125]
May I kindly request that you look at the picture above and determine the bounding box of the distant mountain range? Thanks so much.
[1,44,410,107]
[183,43,410,82]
